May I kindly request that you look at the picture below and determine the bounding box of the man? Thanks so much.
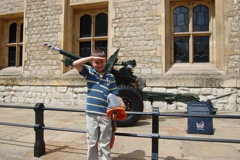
[73,49,118,160]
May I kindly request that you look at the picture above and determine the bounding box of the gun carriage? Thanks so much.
[43,43,226,127]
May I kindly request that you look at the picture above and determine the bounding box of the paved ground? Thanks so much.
[0,103,240,160]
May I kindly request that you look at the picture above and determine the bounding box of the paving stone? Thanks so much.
[0,106,240,160]
[182,141,240,159]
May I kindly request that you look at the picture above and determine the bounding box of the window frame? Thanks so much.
[5,19,23,67]
[171,1,213,64]
[73,9,108,57]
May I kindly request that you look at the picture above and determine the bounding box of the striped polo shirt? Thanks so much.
[80,64,118,115]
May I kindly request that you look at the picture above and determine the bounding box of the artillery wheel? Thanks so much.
[117,85,144,127]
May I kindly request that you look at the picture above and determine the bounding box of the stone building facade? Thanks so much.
[0,0,239,112]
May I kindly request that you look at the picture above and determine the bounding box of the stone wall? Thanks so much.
[0,85,239,112]
[0,85,87,109]
[24,0,63,77]
[227,0,240,75]
[144,87,240,112]
[0,0,24,13]
[0,0,239,112]
[112,0,162,75]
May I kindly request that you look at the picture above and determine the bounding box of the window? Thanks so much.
[0,16,23,70]
[77,11,108,57]
[172,3,211,64]
[6,20,23,67]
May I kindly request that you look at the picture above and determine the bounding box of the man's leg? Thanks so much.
[86,113,99,160]
[98,115,112,160]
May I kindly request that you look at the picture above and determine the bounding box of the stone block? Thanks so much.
[78,94,87,101]
[57,87,67,93]
[62,94,72,101]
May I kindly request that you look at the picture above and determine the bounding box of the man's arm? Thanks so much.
[72,56,106,72]
[72,57,94,72]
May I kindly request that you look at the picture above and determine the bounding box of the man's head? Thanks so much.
[91,49,106,58]
[91,49,107,73]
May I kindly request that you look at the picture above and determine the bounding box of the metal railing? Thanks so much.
[0,103,240,160]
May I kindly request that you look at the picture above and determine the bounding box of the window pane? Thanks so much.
[20,23,24,42]
[8,47,16,66]
[194,36,209,62]
[9,23,17,43]
[193,5,209,31]
[174,37,189,63]
[80,15,92,38]
[174,6,189,32]
[20,46,23,66]
[79,42,91,57]
[95,40,107,56]
[95,13,108,37]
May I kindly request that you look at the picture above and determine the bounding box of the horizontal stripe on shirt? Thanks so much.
[80,65,118,115]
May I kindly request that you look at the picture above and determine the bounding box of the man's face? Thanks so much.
[92,58,106,73]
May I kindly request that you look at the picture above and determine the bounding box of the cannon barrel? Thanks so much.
[59,49,81,60]
[43,42,81,60]
[43,42,82,66]
[43,42,120,69]
[209,91,237,101]
[58,49,82,66]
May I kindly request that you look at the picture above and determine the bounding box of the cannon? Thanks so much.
[43,42,225,127]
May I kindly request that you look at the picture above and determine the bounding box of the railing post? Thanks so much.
[152,107,159,160]
[34,103,45,157]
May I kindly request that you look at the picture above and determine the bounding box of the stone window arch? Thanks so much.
[80,14,92,38]
[163,0,223,73]
[95,13,108,37]
[6,20,23,67]
[172,3,211,64]
[75,10,108,58]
